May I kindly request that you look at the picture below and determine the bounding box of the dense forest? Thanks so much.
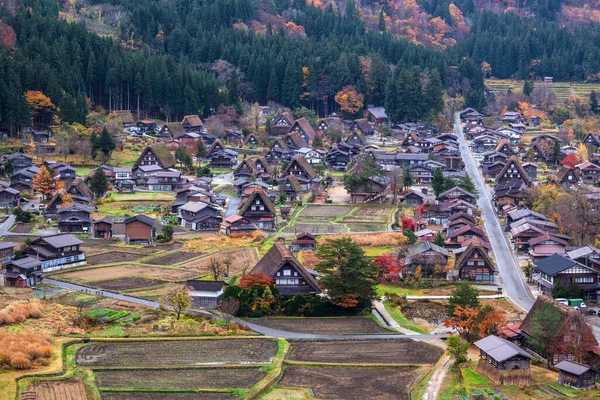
[2,0,600,131]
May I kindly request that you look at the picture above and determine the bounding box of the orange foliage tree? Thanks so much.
[0,20,16,50]
[25,91,55,126]
[334,85,364,115]
[60,193,75,207]
[478,307,507,338]
[32,166,56,200]
[443,305,478,340]
[239,273,275,289]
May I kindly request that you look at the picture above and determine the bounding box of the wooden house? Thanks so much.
[178,201,222,231]
[566,245,600,270]
[26,234,86,272]
[556,361,597,389]
[249,242,320,296]
[124,215,157,244]
[146,171,186,191]
[57,203,93,233]
[158,123,187,141]
[0,186,20,208]
[554,167,582,188]
[208,139,238,169]
[0,242,15,266]
[347,175,389,204]
[346,131,366,147]
[271,112,295,136]
[409,164,433,184]
[474,335,533,386]
[7,152,33,171]
[280,175,301,202]
[350,119,375,136]
[92,217,114,239]
[224,129,243,145]
[238,190,277,230]
[454,240,495,282]
[575,162,600,184]
[325,144,355,171]
[528,234,569,262]
[494,180,528,207]
[438,186,477,204]
[520,296,598,364]
[245,133,261,146]
[185,280,224,308]
[405,190,433,207]
[502,111,523,123]
[136,119,157,132]
[404,241,450,277]
[292,232,316,251]
[364,107,388,126]
[181,115,203,133]
[521,163,537,181]
[219,214,257,236]
[9,166,39,195]
[290,118,316,145]
[283,132,308,151]
[3,257,43,287]
[496,156,530,185]
[133,144,177,182]
[279,155,321,191]
[447,224,487,248]
[317,116,343,132]
[265,137,292,164]
[535,254,600,298]
[581,133,600,149]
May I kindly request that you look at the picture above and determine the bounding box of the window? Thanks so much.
[573,276,594,283]
[283,270,291,276]
[276,278,300,285]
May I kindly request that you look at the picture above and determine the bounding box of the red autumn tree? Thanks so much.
[477,307,507,338]
[401,217,416,231]
[374,253,403,276]
[443,306,478,341]
[0,20,16,50]
[239,273,275,289]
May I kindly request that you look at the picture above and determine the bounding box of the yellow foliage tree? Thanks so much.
[576,143,589,163]
[32,166,56,200]
[334,85,364,115]
[61,193,75,207]
[25,91,54,125]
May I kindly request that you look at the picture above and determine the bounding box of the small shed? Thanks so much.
[556,360,597,389]
[292,232,316,251]
[92,217,114,239]
[185,280,225,308]
[474,335,534,385]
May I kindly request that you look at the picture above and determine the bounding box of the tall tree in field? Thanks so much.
[432,167,445,198]
[576,143,589,163]
[32,166,56,200]
[522,80,533,98]
[90,168,109,198]
[95,128,116,160]
[590,90,598,114]
[159,287,192,320]
[402,166,414,192]
[196,139,207,162]
[316,237,379,310]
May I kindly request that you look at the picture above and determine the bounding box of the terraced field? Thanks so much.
[486,79,600,102]
[282,205,394,234]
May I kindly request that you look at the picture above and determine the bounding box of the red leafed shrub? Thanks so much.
[0,20,16,50]
[401,217,416,231]
[239,273,274,289]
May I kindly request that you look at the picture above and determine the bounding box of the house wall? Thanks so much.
[125,221,152,241]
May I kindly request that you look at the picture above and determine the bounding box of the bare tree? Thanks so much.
[222,255,233,278]
[217,298,240,327]
[209,256,224,280]
[247,102,262,134]
[551,190,600,246]
[531,84,557,111]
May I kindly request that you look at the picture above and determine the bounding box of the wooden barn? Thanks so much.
[474,335,534,386]
[555,360,597,389]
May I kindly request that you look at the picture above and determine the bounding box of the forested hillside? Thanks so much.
[2,0,600,129]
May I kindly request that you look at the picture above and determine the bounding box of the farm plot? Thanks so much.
[76,339,279,367]
[30,379,87,400]
[300,205,355,217]
[249,317,392,335]
[144,251,204,265]
[180,248,259,275]
[10,223,34,233]
[86,252,144,265]
[345,223,387,232]
[55,265,198,283]
[281,223,348,234]
[101,394,239,400]
[288,340,442,364]
[279,367,417,400]
[95,368,266,389]
[92,277,167,290]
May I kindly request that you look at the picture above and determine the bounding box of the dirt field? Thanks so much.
[345,223,387,232]
[101,394,239,400]
[180,248,259,275]
[288,340,442,365]
[353,207,394,217]
[95,368,266,389]
[279,367,417,400]
[282,223,348,234]
[145,251,204,265]
[11,223,34,233]
[76,339,279,367]
[55,265,198,283]
[300,205,355,216]
[249,318,392,335]
[31,378,87,400]
[92,277,166,290]
[86,252,143,265]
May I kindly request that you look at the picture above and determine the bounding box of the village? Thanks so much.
[0,95,600,400]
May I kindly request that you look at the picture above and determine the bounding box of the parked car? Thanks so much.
[38,204,45,210]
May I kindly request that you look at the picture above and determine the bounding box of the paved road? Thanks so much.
[45,278,447,340]
[223,194,241,218]
[454,113,535,311]
[0,215,15,236]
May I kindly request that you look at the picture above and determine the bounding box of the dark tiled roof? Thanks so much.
[535,254,581,275]
[474,335,533,362]
[124,214,157,227]
[39,233,83,248]
[185,280,224,291]
[555,360,591,375]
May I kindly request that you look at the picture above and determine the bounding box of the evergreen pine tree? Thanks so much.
[590,90,598,114]
[378,11,386,32]
[97,128,116,157]
[523,80,533,97]
[90,168,109,198]
[432,167,445,198]
[424,70,444,117]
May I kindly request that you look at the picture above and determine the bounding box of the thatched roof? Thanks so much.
[455,240,495,272]
[238,189,276,216]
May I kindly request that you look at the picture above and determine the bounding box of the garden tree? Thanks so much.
[293,107,318,126]
[476,305,507,339]
[402,166,414,192]
[13,207,33,223]
[315,237,379,309]
[522,80,533,98]
[61,193,75,207]
[551,280,581,299]
[524,261,533,283]
[265,117,272,136]
[527,301,562,362]
[401,217,416,231]
[196,139,207,161]
[432,167,445,197]
[162,225,174,242]
[90,168,108,198]
[312,134,323,148]
[247,102,262,133]
[576,143,589,163]
[196,166,212,177]
[24,90,54,126]
[447,335,469,365]
[175,146,189,170]
[159,287,191,320]
[209,256,224,280]
[590,90,599,114]
[531,84,557,111]
[433,231,445,247]
[459,174,478,196]
[551,190,600,246]
[448,283,479,317]
[403,228,418,244]
[525,184,562,214]
[443,176,457,192]
[373,253,402,278]
[54,132,70,162]
[217,298,240,327]
[413,265,422,281]
[254,286,276,313]
[3,159,13,176]
[95,128,116,159]
[551,107,570,125]
[443,305,478,341]
[32,166,55,200]
[334,85,364,115]
[553,139,561,165]
[424,69,444,117]
[239,273,274,289]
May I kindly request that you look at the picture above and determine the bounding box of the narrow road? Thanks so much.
[223,194,241,218]
[454,113,535,311]
[45,278,447,340]
[0,215,15,236]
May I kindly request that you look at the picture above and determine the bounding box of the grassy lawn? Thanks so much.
[378,284,426,297]
[363,246,394,257]
[262,387,314,399]
[108,149,139,167]
[76,167,92,177]
[438,368,465,400]
[106,192,175,202]
[383,301,429,334]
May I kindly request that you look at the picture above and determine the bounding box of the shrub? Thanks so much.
[11,312,26,323]
[10,353,31,369]
[0,311,13,324]
[386,292,407,308]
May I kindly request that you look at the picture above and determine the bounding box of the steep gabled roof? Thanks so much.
[68,178,94,200]
[253,156,274,175]
[250,242,320,293]
[283,175,302,192]
[497,155,530,183]
[272,137,289,151]
[555,167,581,184]
[234,158,259,176]
[285,132,308,148]
[455,240,495,272]
[352,118,373,133]
[535,254,584,275]
[165,123,187,139]
[474,335,533,362]
[238,190,276,216]
[292,118,316,141]
[181,115,203,127]
[135,144,176,169]
[438,186,476,200]
[124,214,157,227]
[281,155,318,180]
